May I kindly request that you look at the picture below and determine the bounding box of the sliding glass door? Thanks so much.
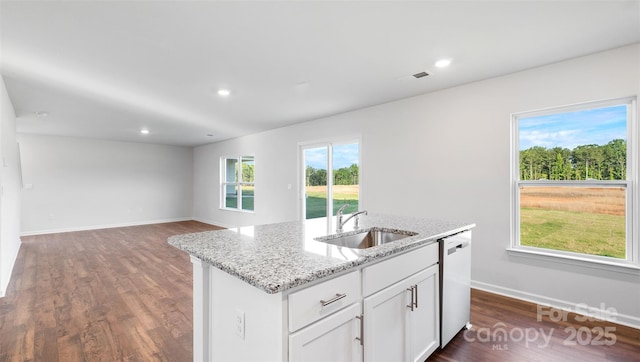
[302,141,360,224]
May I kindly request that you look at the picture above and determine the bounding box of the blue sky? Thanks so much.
[519,105,627,150]
[305,143,359,169]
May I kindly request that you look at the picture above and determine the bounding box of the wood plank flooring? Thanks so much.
[1,221,638,361]
[430,289,640,362]
[0,221,222,362]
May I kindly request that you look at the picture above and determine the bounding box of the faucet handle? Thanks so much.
[353,210,368,229]
[337,204,349,215]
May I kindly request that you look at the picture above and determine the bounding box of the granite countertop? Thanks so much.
[168,213,475,294]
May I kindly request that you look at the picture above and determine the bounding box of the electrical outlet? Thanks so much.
[235,309,245,339]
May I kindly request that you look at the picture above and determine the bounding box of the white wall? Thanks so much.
[194,44,640,326]
[0,76,22,297]
[194,120,365,228]
[18,134,194,234]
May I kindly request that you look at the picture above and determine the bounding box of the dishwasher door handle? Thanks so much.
[447,241,470,255]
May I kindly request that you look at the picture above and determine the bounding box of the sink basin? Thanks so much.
[315,227,418,249]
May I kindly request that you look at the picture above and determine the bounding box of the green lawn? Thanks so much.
[306,186,359,219]
[520,208,625,258]
[306,197,359,219]
[225,187,254,211]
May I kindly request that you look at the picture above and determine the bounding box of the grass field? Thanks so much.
[302,185,624,258]
[306,185,359,219]
[224,186,254,211]
[520,187,625,258]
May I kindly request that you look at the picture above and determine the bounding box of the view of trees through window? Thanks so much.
[519,140,626,181]
[223,156,255,211]
[516,102,631,260]
[304,143,359,220]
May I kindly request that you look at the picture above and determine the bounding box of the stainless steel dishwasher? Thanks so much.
[439,230,472,347]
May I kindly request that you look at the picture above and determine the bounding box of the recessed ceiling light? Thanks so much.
[140,129,150,135]
[217,89,231,96]
[435,59,452,68]
[34,111,49,118]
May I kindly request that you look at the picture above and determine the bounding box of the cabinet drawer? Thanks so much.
[288,270,361,332]
[363,242,438,296]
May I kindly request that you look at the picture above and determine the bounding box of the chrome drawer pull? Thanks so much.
[320,293,346,307]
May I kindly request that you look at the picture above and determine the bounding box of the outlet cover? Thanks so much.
[235,309,245,339]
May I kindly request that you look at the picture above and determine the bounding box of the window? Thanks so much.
[511,97,637,267]
[302,141,360,225]
[221,156,255,212]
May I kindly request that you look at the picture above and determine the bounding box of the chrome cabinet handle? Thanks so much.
[414,284,418,309]
[320,293,346,307]
[406,285,418,311]
[355,315,364,346]
[406,287,415,311]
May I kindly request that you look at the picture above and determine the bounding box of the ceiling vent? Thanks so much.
[412,71,429,79]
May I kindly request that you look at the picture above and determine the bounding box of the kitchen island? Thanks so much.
[169,214,475,361]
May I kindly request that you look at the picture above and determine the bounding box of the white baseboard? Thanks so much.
[0,237,21,299]
[192,217,235,229]
[471,280,640,330]
[20,217,193,236]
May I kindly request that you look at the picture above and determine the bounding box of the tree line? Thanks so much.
[520,139,626,181]
[306,164,359,186]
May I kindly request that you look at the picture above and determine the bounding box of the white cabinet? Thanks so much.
[363,264,439,362]
[289,303,363,362]
[288,270,361,332]
[191,240,446,362]
[407,265,440,362]
[288,271,362,361]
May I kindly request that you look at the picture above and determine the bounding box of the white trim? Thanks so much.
[0,238,21,298]
[471,280,640,330]
[511,96,637,119]
[511,96,638,264]
[630,98,639,264]
[192,216,234,229]
[327,143,334,221]
[506,247,640,274]
[191,256,211,361]
[220,154,256,213]
[217,206,255,214]
[19,217,192,236]
[517,180,628,187]
[298,137,362,229]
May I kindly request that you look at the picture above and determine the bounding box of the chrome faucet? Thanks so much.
[336,204,368,233]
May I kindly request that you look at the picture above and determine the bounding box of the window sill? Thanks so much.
[220,208,255,214]
[507,247,640,275]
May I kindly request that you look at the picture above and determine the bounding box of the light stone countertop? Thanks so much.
[168,213,475,294]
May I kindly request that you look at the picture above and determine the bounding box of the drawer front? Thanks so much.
[288,270,361,332]
[363,242,438,296]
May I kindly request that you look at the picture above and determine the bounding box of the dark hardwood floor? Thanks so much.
[430,290,640,362]
[0,221,222,361]
[1,221,638,361]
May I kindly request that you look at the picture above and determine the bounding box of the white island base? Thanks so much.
[191,241,442,362]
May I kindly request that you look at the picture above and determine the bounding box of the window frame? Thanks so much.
[220,155,255,213]
[509,97,639,270]
[299,137,362,230]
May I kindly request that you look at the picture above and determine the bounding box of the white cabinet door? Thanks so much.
[289,303,363,362]
[363,275,411,362]
[407,265,439,362]
[364,265,439,362]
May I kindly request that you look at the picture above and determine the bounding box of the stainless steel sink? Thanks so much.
[315,227,417,249]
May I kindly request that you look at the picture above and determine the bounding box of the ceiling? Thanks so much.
[2,1,639,147]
